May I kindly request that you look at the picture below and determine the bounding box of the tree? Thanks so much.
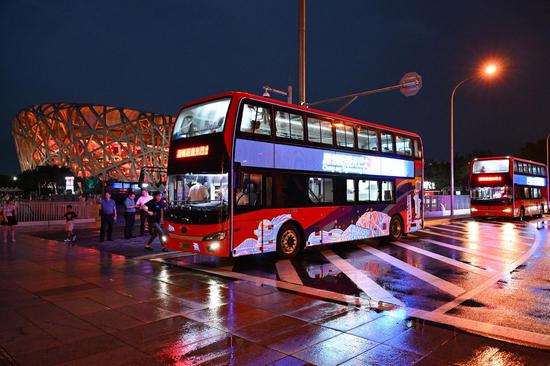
[17,166,74,196]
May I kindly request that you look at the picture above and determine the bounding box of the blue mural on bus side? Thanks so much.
[234,139,414,178]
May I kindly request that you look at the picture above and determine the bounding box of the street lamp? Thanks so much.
[262,85,293,104]
[450,61,500,217]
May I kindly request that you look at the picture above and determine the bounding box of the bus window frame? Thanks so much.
[236,101,274,141]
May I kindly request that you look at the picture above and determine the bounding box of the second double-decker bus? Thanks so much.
[163,92,423,258]
[469,156,548,219]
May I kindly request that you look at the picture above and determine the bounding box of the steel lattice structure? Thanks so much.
[12,103,175,182]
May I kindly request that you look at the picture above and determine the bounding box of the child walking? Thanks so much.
[64,205,78,243]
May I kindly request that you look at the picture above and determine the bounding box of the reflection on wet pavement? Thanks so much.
[1,217,546,364]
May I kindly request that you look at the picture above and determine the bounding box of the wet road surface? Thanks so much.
[13,216,549,364]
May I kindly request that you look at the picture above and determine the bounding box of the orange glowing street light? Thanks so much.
[484,63,498,76]
[449,59,503,216]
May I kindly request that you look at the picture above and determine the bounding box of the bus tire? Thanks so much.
[519,207,525,221]
[388,215,404,241]
[276,223,301,259]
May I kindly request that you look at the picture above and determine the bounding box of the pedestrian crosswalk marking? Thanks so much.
[393,241,491,275]
[358,245,465,297]
[275,259,303,285]
[430,225,533,246]
[418,229,528,252]
[322,250,406,307]
[444,222,534,240]
[407,235,508,265]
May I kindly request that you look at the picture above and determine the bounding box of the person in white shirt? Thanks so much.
[136,189,153,236]
[187,181,209,202]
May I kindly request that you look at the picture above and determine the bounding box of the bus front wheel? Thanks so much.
[276,223,301,259]
[388,215,404,241]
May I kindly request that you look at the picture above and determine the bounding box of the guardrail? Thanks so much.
[425,195,470,217]
[15,201,98,222]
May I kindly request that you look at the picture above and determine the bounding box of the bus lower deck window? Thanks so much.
[308,177,333,203]
[358,180,379,201]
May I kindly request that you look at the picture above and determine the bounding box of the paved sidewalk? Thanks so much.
[0,232,548,365]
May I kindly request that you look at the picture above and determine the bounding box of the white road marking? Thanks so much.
[275,259,303,285]
[408,308,550,350]
[133,251,194,261]
[321,250,405,307]
[408,236,509,264]
[432,227,545,315]
[167,260,373,308]
[393,241,491,275]
[430,225,533,246]
[444,222,535,239]
[358,245,465,297]
[418,229,529,252]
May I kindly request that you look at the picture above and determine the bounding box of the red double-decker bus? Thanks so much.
[469,156,548,219]
[162,92,423,258]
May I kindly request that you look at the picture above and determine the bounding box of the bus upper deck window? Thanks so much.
[396,136,413,156]
[357,128,378,151]
[380,133,394,153]
[307,117,333,145]
[276,111,304,140]
[240,104,271,136]
[413,140,422,158]
[335,123,354,148]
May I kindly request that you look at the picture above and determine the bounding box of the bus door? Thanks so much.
[233,172,274,255]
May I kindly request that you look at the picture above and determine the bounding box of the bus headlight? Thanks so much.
[204,231,226,241]
[471,208,478,212]
[208,242,220,251]
[502,208,512,213]
[161,235,168,243]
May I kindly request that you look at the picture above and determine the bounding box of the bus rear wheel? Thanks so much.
[388,215,404,241]
[276,223,301,259]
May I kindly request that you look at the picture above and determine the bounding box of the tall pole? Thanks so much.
[298,0,306,105]
[450,78,471,217]
[546,133,549,213]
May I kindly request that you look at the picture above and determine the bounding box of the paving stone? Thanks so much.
[293,333,379,366]
[340,344,423,366]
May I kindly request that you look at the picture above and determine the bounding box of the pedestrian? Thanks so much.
[187,180,209,202]
[1,198,17,243]
[99,191,117,242]
[136,189,153,236]
[143,192,168,252]
[63,205,78,243]
[124,192,137,239]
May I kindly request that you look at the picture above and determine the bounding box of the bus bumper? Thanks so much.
[471,205,515,218]
[162,222,230,257]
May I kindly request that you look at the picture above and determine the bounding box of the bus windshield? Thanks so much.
[472,159,509,174]
[167,173,228,204]
[172,98,231,139]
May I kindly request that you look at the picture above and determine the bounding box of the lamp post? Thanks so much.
[546,133,549,213]
[450,62,499,217]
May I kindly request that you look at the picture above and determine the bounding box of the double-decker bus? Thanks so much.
[163,92,423,258]
[469,156,548,219]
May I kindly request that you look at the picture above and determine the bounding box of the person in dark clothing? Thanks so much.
[63,205,78,243]
[99,191,117,242]
[124,192,137,239]
[143,192,167,251]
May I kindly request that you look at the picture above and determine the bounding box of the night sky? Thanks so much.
[1,0,549,175]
